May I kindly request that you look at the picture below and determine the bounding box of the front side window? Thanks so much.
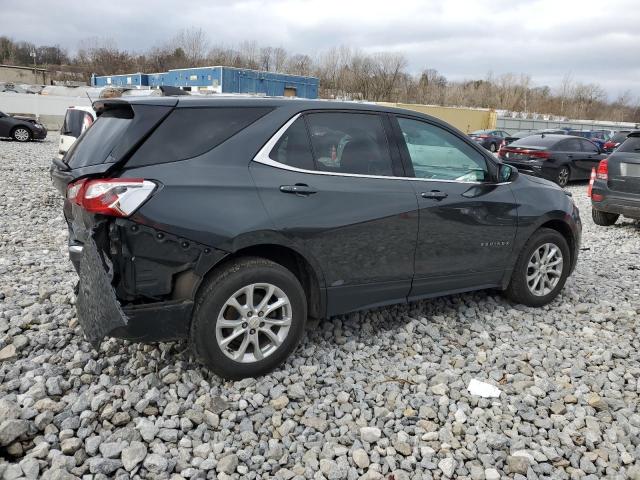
[397,117,488,182]
[305,112,394,176]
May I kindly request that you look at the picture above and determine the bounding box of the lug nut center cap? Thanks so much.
[248,317,260,329]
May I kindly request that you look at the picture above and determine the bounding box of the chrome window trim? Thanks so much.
[252,112,508,185]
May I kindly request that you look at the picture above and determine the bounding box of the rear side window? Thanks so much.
[269,118,314,170]
[579,139,599,153]
[558,139,582,151]
[305,112,394,176]
[617,136,640,153]
[130,107,272,166]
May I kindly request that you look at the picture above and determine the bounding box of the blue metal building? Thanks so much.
[92,66,319,99]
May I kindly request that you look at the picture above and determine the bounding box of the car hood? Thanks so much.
[11,115,38,123]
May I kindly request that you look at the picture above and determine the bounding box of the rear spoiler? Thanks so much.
[159,86,190,96]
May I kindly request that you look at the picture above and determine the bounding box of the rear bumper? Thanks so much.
[76,237,193,346]
[67,213,229,347]
[591,179,640,219]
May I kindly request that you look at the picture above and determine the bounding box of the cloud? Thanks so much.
[1,0,638,98]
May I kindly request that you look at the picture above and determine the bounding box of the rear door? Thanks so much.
[250,110,419,316]
[391,115,518,298]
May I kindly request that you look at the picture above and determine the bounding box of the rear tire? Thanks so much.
[504,228,571,307]
[190,257,307,380]
[11,127,31,142]
[592,208,619,226]
[556,166,570,187]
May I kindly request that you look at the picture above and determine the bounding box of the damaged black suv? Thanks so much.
[51,96,581,379]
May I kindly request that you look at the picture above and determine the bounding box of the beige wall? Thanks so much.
[0,66,50,85]
[377,102,497,133]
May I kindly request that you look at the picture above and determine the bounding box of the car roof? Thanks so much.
[510,134,584,147]
[95,95,456,130]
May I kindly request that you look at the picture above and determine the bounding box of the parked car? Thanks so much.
[567,130,609,150]
[50,97,581,379]
[468,129,510,152]
[504,129,566,145]
[0,110,47,142]
[603,130,633,153]
[499,134,606,186]
[58,106,96,159]
[589,130,640,225]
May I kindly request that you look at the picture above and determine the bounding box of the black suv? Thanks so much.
[51,97,581,379]
[589,130,640,225]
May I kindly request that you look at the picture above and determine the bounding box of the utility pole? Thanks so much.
[30,49,36,68]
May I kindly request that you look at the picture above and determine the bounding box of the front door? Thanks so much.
[391,115,518,298]
[250,111,419,316]
[575,138,607,179]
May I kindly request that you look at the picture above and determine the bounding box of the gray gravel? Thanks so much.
[1,134,640,479]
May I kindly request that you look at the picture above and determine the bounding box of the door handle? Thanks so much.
[567,154,573,159]
[280,184,317,195]
[421,190,448,200]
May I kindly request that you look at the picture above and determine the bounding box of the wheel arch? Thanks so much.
[196,243,326,321]
[10,124,32,139]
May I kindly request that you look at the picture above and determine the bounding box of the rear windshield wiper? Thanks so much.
[52,157,70,172]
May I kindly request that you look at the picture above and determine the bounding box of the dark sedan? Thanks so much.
[468,129,509,152]
[589,130,640,225]
[499,134,606,186]
[0,110,47,142]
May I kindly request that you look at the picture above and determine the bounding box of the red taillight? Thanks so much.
[597,159,608,180]
[527,150,550,159]
[587,167,596,198]
[66,178,156,217]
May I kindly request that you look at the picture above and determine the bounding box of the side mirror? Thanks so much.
[498,163,518,183]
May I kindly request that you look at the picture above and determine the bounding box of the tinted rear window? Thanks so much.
[617,136,640,153]
[65,109,133,168]
[62,109,93,138]
[510,135,558,148]
[128,107,272,166]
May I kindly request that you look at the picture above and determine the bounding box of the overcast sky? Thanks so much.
[1,0,639,99]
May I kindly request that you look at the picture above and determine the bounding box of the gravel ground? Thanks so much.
[1,134,640,480]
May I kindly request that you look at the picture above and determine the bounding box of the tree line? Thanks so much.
[1,29,638,123]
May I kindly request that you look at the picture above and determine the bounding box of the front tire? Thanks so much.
[504,228,570,307]
[592,208,619,226]
[556,166,570,187]
[190,257,307,380]
[12,127,31,142]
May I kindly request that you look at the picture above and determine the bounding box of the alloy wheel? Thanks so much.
[526,242,563,296]
[557,167,569,187]
[13,128,30,142]
[215,283,292,363]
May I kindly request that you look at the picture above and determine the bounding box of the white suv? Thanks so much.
[58,106,96,159]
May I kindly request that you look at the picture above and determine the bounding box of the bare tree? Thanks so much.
[173,28,209,66]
